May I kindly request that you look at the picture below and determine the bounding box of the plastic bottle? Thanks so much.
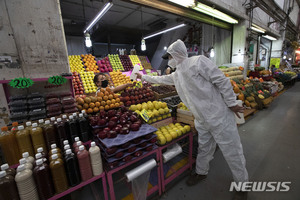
[0,126,20,165]
[74,141,84,154]
[1,163,16,177]
[43,120,57,151]
[30,123,47,155]
[62,115,71,143]
[22,152,34,165]
[78,113,90,142]
[15,164,39,200]
[10,122,22,161]
[64,149,81,186]
[50,117,56,124]
[50,154,68,193]
[35,153,47,163]
[77,145,92,181]
[68,115,80,143]
[63,140,69,146]
[33,159,54,199]
[19,158,33,171]
[49,149,62,162]
[16,126,34,157]
[72,137,80,148]
[55,118,68,148]
[89,142,103,176]
[81,110,88,120]
[49,144,61,155]
[25,121,32,132]
[0,171,19,200]
[37,147,46,160]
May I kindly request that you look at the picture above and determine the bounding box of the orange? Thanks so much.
[103,96,108,101]
[89,103,95,108]
[106,100,111,105]
[77,105,83,110]
[120,102,124,106]
[97,97,102,102]
[83,103,89,109]
[81,54,84,58]
[106,87,111,92]
[87,108,93,114]
[93,107,99,113]
[101,101,106,106]
[84,97,91,104]
[109,91,114,95]
[114,94,119,99]
[116,98,120,103]
[108,94,113,100]
[104,91,109,96]
[100,88,105,93]
[111,99,116,104]
[95,102,101,107]
[99,106,104,110]
[104,105,110,110]
[98,92,104,97]
[115,103,120,107]
[110,104,115,109]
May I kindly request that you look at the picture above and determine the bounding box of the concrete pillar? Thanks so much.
[231,20,248,64]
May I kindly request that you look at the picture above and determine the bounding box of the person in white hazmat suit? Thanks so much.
[136,39,248,194]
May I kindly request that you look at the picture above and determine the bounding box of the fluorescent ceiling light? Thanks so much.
[251,24,266,33]
[193,3,238,24]
[262,35,277,41]
[84,2,113,33]
[143,24,186,40]
[168,0,195,7]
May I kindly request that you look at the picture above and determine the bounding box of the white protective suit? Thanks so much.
[142,40,248,182]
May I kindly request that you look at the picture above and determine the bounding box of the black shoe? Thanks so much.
[186,172,207,186]
[233,191,248,200]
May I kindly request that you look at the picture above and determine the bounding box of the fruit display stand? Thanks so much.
[151,85,177,100]
[139,56,152,69]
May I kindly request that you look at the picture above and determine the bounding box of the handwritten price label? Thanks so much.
[9,78,34,88]
[48,76,67,85]
[140,109,150,122]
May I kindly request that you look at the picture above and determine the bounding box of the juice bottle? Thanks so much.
[62,115,71,143]
[43,120,57,151]
[49,149,62,162]
[64,144,70,153]
[33,159,54,199]
[55,118,68,148]
[72,137,80,148]
[0,126,20,165]
[30,123,47,155]
[78,113,89,142]
[22,152,34,165]
[50,117,56,124]
[49,144,61,155]
[16,126,34,157]
[15,164,39,200]
[1,163,16,177]
[77,145,92,181]
[50,154,68,193]
[74,141,84,154]
[63,140,69,146]
[68,115,79,143]
[89,142,103,176]
[11,122,21,159]
[25,121,32,132]
[19,158,33,171]
[36,147,47,160]
[0,171,19,200]
[64,149,81,186]
[35,153,47,164]
[81,110,88,120]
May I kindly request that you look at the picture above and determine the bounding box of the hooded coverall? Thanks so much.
[141,40,248,183]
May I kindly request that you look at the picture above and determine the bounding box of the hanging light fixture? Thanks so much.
[140,7,146,51]
[85,33,92,48]
[164,46,167,50]
[210,48,215,58]
[141,39,146,51]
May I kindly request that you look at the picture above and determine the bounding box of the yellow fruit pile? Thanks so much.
[129,55,143,70]
[155,123,191,145]
[76,87,122,113]
[68,55,85,72]
[178,102,189,111]
[109,71,131,86]
[81,54,99,73]
[80,71,97,93]
[129,101,171,123]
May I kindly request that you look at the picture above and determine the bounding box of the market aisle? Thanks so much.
[159,82,300,200]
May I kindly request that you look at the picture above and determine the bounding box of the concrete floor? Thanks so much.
[72,82,300,200]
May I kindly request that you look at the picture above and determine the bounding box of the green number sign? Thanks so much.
[48,76,67,85]
[9,78,34,88]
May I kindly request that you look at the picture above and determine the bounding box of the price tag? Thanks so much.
[9,78,34,88]
[48,76,67,85]
[140,109,150,122]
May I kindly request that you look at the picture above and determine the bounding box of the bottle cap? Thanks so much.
[17,164,25,172]
[51,154,58,160]
[73,113,77,117]
[1,164,9,171]
[32,123,38,128]
[26,121,32,126]
[38,119,44,124]
[57,118,62,122]
[69,115,73,120]
[75,137,80,142]
[63,140,69,145]
[51,144,57,149]
[66,149,72,154]
[19,158,26,165]
[91,142,96,147]
[76,141,82,146]
[81,110,86,114]
[18,126,24,130]
[12,122,18,127]
[1,127,8,131]
[51,149,58,154]
[35,159,43,166]
[50,117,56,121]
[64,145,70,150]
[35,153,42,159]
[37,147,43,153]
[79,145,84,151]
[0,171,6,178]
[62,115,67,119]
[22,152,29,158]
[45,120,50,125]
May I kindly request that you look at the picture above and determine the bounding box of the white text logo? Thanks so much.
[230,182,291,192]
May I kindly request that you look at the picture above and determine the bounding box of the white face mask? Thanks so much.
[168,59,176,69]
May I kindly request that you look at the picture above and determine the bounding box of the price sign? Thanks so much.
[9,78,34,88]
[48,76,67,85]
[140,109,150,122]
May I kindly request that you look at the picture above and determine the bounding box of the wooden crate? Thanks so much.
[153,91,178,100]
[150,117,173,129]
[176,109,195,127]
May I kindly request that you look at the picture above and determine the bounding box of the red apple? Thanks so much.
[107,130,117,138]
[115,151,124,158]
[106,147,117,155]
[108,121,117,129]
[127,146,136,153]
[121,142,130,148]
[130,115,138,122]
[134,151,142,157]
[98,131,107,139]
[113,126,121,133]
[120,127,129,135]
[103,127,111,132]
[130,123,140,131]
[98,118,107,126]
[123,155,132,162]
